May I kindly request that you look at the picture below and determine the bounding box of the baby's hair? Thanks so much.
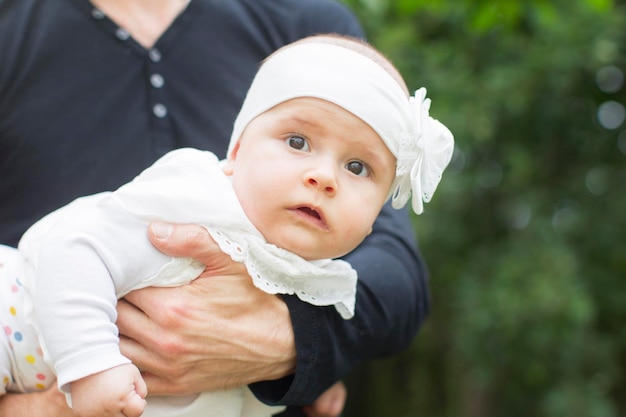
[275,34,410,97]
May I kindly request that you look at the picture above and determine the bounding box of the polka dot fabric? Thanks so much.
[0,245,54,394]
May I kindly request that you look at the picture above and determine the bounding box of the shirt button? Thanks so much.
[150,74,164,89]
[91,8,105,19]
[116,28,130,41]
[153,103,167,118]
[148,48,162,62]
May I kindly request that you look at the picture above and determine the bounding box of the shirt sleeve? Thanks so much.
[32,196,172,392]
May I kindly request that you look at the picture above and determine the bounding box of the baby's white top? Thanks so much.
[19,148,357,393]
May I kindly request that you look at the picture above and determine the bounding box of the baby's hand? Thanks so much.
[70,363,147,417]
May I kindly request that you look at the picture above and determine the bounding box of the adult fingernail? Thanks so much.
[151,221,172,239]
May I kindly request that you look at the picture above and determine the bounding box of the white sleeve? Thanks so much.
[29,149,230,393]
[33,196,171,393]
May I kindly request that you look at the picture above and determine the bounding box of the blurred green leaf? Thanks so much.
[340,0,626,416]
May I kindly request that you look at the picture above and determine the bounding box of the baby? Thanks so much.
[0,35,454,417]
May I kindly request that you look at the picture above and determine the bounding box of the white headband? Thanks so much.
[228,42,454,214]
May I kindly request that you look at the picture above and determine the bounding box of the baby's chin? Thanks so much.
[262,223,366,261]
[265,236,333,261]
[285,242,355,262]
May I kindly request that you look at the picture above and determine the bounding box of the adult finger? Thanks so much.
[147,221,246,277]
[148,222,221,260]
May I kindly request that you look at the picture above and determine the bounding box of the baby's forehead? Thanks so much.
[264,97,397,167]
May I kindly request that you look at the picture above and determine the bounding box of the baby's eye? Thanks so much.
[286,135,309,151]
[346,161,370,177]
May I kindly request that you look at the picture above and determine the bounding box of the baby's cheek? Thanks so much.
[341,224,372,254]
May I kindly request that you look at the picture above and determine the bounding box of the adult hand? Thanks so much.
[0,384,74,417]
[117,222,297,396]
[303,381,347,417]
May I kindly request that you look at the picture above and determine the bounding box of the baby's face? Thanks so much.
[224,97,396,261]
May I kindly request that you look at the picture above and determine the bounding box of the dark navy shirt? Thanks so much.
[0,0,430,413]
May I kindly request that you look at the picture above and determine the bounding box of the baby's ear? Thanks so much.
[222,140,241,176]
[222,160,235,176]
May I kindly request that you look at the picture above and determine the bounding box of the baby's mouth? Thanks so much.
[298,206,321,220]
[292,205,328,230]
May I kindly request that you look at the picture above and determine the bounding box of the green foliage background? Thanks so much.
[338,1,626,416]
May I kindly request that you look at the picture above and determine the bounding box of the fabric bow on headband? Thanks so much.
[391,88,455,215]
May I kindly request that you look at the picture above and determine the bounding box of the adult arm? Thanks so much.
[117,222,297,394]
[119,202,428,403]
[0,385,74,417]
